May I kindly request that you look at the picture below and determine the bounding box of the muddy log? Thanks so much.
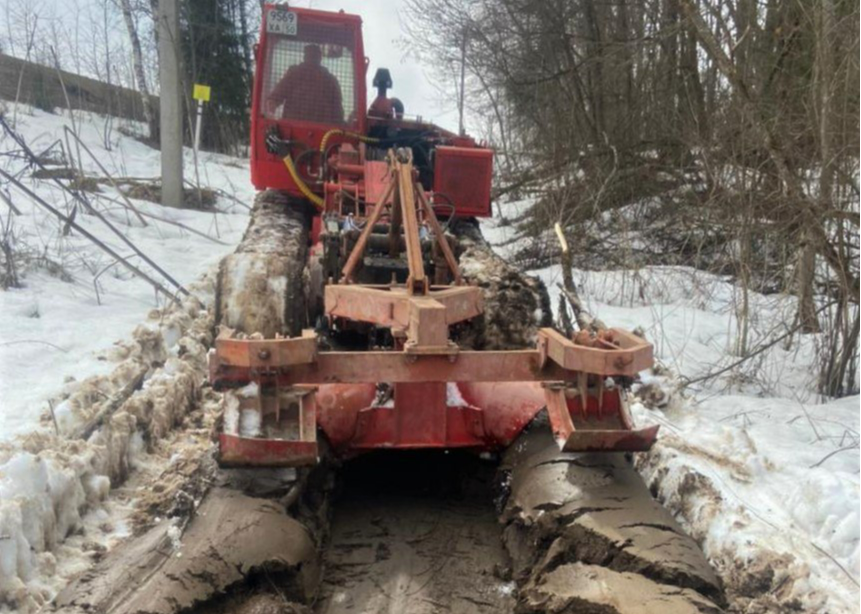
[216,190,310,338]
[499,422,725,613]
[55,488,319,614]
[452,219,553,350]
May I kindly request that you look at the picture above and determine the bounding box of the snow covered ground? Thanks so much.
[0,105,252,441]
[0,104,252,610]
[482,205,860,612]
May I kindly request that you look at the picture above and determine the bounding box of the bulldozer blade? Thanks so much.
[558,424,660,453]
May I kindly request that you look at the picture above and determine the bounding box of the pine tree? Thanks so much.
[181,0,251,153]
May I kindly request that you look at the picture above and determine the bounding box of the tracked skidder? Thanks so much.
[209,4,659,466]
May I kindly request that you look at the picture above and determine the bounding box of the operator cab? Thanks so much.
[251,4,493,219]
[258,7,360,126]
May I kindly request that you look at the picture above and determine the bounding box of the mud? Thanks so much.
[315,452,516,614]
[452,219,553,350]
[56,488,319,614]
[635,442,811,613]
[499,421,724,613]
[49,426,731,614]
[193,592,313,614]
[520,562,722,613]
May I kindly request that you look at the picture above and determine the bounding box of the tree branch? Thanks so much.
[0,189,22,215]
[810,444,858,469]
[684,302,837,388]
[0,167,182,304]
[0,117,191,296]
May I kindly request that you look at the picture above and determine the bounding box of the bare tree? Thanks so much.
[403,0,859,397]
[117,0,157,140]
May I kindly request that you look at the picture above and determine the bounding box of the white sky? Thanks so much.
[292,0,459,131]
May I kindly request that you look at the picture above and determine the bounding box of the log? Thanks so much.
[70,366,148,440]
[55,488,319,614]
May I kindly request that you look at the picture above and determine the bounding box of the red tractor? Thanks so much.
[210,4,658,466]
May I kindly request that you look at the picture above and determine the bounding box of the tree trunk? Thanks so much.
[796,238,820,333]
[582,0,607,138]
[681,18,708,141]
[237,0,253,77]
[795,0,836,335]
[660,0,681,158]
[681,0,858,301]
[119,0,157,141]
[734,0,757,87]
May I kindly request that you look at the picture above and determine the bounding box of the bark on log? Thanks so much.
[55,488,319,614]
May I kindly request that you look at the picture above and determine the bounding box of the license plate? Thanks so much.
[267,10,297,36]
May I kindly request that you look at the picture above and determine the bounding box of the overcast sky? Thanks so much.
[292,0,459,132]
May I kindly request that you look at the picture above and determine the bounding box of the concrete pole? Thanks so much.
[158,0,183,207]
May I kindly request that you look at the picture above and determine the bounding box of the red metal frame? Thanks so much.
[210,327,658,464]
[228,37,661,464]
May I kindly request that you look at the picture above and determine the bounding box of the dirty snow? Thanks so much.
[482,208,860,612]
[0,104,252,441]
[0,103,249,610]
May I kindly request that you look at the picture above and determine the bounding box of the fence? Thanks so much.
[0,54,157,122]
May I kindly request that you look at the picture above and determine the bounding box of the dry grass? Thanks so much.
[120,180,218,212]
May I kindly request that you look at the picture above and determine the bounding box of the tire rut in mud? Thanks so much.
[315,451,516,614]
[500,421,725,613]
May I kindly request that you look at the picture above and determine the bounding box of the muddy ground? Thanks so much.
[55,423,725,614]
[315,452,515,614]
[49,203,724,614]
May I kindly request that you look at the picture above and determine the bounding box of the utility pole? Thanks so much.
[458,24,467,136]
[158,0,183,207]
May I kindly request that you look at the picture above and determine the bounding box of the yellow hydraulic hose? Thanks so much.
[320,128,379,154]
[282,154,324,209]
[282,131,380,211]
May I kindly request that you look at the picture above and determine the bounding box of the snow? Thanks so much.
[0,447,103,605]
[634,393,859,611]
[0,104,252,441]
[482,208,861,612]
[239,408,262,438]
[446,382,468,407]
[0,103,248,610]
[223,392,241,435]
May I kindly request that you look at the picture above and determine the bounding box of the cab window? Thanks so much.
[262,16,356,126]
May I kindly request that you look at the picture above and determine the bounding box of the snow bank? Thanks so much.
[480,210,860,612]
[0,281,216,610]
[634,392,859,612]
[0,443,108,607]
[0,104,251,441]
